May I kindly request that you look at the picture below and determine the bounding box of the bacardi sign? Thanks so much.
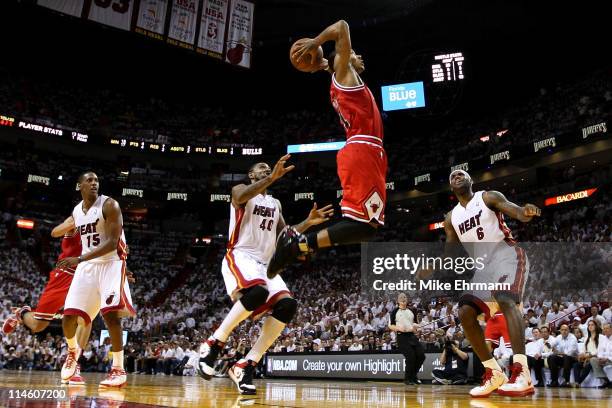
[544,188,597,206]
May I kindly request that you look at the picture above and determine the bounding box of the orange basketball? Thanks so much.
[290,38,324,72]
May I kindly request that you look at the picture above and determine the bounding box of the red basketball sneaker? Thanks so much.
[2,306,31,334]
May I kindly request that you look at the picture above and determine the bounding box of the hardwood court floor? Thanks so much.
[0,371,609,408]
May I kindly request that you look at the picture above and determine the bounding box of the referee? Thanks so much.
[389,293,425,385]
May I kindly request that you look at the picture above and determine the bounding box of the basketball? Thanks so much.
[290,38,324,72]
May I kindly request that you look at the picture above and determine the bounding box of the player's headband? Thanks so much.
[449,170,472,184]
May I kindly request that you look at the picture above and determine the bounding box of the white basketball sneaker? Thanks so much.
[61,364,85,385]
[470,368,508,398]
[100,368,127,388]
[497,362,535,396]
[61,347,80,381]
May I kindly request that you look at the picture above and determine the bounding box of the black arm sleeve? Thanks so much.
[390,308,399,325]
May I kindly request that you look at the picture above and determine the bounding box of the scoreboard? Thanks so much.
[390,49,467,116]
[432,52,465,83]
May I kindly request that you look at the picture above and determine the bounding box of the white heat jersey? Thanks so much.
[451,191,514,258]
[72,194,127,263]
[227,193,280,265]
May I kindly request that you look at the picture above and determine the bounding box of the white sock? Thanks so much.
[112,349,124,370]
[513,354,529,372]
[482,358,503,372]
[66,336,77,350]
[245,317,286,363]
[213,301,251,343]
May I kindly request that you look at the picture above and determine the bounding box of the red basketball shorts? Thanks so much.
[484,312,511,348]
[32,269,74,321]
[337,139,387,225]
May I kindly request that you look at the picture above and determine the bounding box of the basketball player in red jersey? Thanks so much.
[268,20,387,277]
[2,216,91,385]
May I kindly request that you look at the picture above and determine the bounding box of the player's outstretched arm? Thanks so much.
[276,202,333,235]
[293,202,334,234]
[51,216,75,238]
[232,154,295,207]
[483,190,541,223]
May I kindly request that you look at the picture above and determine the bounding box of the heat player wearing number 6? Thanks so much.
[444,169,541,397]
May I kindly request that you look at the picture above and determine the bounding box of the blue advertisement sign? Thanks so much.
[381,82,426,111]
[287,141,346,154]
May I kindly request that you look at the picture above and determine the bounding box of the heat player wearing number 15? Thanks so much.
[59,171,135,388]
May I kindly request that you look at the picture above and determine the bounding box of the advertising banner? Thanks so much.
[266,352,474,380]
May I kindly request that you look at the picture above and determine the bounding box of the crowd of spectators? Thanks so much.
[0,65,342,151]
[387,71,612,180]
[1,65,611,190]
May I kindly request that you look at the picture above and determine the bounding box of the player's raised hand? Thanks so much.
[523,204,541,219]
[270,154,295,181]
[306,203,334,226]
[292,38,319,62]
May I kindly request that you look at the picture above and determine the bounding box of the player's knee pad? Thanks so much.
[271,297,297,324]
[328,220,377,246]
[239,285,269,311]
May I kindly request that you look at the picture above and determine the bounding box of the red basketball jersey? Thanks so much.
[330,74,384,141]
[57,232,82,273]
